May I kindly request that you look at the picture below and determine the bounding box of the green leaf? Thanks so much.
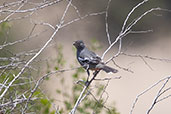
[56,89,61,94]
[32,91,41,97]
[72,73,78,79]
[77,67,85,73]
[64,101,72,110]
[106,107,120,114]
[50,110,55,114]
[55,66,59,70]
[40,99,49,105]
[96,85,104,96]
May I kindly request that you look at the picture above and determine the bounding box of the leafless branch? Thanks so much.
[146,76,171,114]
[102,0,171,62]
[70,70,100,114]
[130,76,171,114]
[0,0,171,113]
[0,0,71,102]
[121,52,171,63]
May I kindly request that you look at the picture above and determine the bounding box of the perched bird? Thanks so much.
[73,40,118,76]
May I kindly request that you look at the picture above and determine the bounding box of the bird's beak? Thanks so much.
[73,41,76,46]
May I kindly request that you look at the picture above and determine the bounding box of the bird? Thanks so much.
[73,40,118,77]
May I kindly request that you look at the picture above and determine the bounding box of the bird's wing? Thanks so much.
[79,48,101,64]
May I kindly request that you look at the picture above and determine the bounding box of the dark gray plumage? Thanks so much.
[73,40,118,75]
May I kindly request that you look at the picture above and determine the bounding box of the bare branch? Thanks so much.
[146,76,170,114]
[105,0,112,45]
[0,0,63,13]
[70,70,100,114]
[130,76,171,114]
[121,52,171,63]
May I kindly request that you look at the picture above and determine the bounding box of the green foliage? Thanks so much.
[0,70,55,114]
[53,43,120,114]
[28,97,55,114]
[0,22,11,37]
[64,101,72,110]
[0,68,55,113]
[90,38,102,51]
[96,84,105,96]
[40,99,51,114]
[56,45,65,68]
[56,89,61,94]
[55,66,119,114]
[0,22,51,114]
[106,105,120,114]
[0,41,119,114]
[72,67,85,79]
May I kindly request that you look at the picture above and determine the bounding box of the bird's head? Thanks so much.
[73,40,85,49]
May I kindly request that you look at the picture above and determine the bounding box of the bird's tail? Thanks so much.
[101,65,118,73]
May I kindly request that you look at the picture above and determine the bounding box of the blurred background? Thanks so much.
[0,0,171,114]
